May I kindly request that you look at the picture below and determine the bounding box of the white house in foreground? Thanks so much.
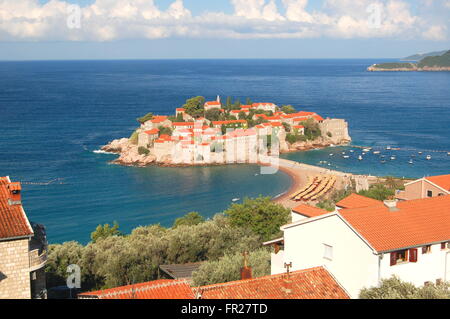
[266,194,450,298]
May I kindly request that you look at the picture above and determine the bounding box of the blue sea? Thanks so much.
[0,59,449,244]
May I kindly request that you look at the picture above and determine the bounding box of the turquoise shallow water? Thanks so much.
[0,59,449,243]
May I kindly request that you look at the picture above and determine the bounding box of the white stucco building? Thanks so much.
[266,194,450,298]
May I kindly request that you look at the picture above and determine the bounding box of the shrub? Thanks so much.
[192,249,271,286]
[224,196,290,241]
[360,276,450,299]
[173,212,205,228]
[138,147,150,156]
[137,113,154,124]
[129,130,139,145]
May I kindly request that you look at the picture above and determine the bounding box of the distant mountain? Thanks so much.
[368,50,450,72]
[402,50,448,61]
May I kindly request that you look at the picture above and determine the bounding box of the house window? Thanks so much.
[441,242,449,250]
[323,244,333,261]
[427,190,433,197]
[422,245,431,254]
[390,249,418,265]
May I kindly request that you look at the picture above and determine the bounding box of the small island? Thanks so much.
[101,96,351,166]
[368,50,450,72]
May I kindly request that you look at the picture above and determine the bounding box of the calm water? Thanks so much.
[0,59,449,243]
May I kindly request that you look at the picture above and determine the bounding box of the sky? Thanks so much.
[0,0,449,60]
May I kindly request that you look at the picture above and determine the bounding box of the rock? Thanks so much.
[102,138,130,153]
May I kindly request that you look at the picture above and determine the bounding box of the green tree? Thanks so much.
[281,105,296,114]
[224,196,290,241]
[360,276,450,299]
[238,111,247,120]
[358,184,394,201]
[300,119,322,141]
[158,126,173,136]
[183,96,205,118]
[205,108,222,122]
[173,212,205,228]
[91,222,122,243]
[245,97,253,105]
[138,147,150,156]
[226,96,232,110]
[137,113,154,124]
[192,249,271,286]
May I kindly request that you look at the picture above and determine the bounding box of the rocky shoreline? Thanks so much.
[101,137,348,168]
[367,65,450,72]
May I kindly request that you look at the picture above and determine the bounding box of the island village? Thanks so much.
[102,96,351,166]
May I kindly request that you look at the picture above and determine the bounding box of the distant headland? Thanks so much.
[368,50,450,72]
[101,96,351,167]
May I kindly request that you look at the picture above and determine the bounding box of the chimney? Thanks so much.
[384,199,399,212]
[7,182,22,205]
[282,262,293,295]
[240,251,252,280]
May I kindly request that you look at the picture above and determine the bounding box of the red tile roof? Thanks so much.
[0,177,33,240]
[144,129,159,135]
[425,174,450,191]
[78,267,349,299]
[173,122,195,127]
[212,120,247,125]
[151,116,168,124]
[205,101,221,106]
[339,195,450,252]
[78,280,195,299]
[336,193,383,209]
[197,267,349,299]
[292,204,329,218]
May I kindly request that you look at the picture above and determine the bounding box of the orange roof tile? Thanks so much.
[336,193,383,209]
[425,174,450,191]
[78,280,195,299]
[339,195,450,252]
[292,204,329,218]
[205,101,221,106]
[151,116,168,123]
[0,177,33,239]
[212,120,247,125]
[79,267,349,299]
[173,122,195,127]
[197,267,349,299]
[144,129,159,135]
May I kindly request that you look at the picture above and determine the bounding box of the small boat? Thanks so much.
[363,148,371,152]
[362,152,366,155]
[381,160,386,164]
[350,150,354,153]
[232,198,240,202]
[358,156,363,161]
[418,151,423,155]
[373,151,381,155]
[391,156,396,160]
[329,153,334,156]
[342,152,346,155]
[343,155,350,159]
[426,155,432,160]
[386,146,392,150]
[409,159,414,164]
[447,152,450,156]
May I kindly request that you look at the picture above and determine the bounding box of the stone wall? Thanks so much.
[319,119,351,144]
[0,238,31,299]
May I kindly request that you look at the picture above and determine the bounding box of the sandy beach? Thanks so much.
[270,158,378,209]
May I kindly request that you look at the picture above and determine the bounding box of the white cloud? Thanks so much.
[0,0,447,42]
[422,25,447,41]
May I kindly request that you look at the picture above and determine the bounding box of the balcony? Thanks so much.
[29,248,48,271]
[29,222,48,271]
